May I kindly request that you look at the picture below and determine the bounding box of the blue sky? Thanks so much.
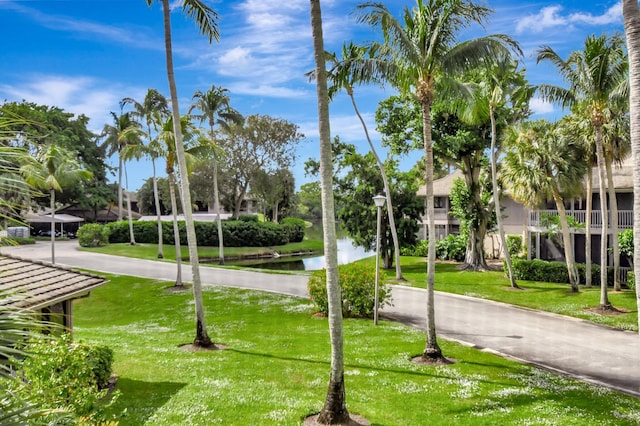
[0,0,627,192]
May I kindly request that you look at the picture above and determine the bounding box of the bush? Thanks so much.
[280,217,306,243]
[401,240,429,257]
[506,235,523,258]
[77,223,110,247]
[628,271,636,290]
[435,234,466,261]
[510,258,618,286]
[308,262,392,318]
[238,214,259,222]
[7,334,118,423]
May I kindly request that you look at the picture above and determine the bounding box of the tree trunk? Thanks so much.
[117,153,123,222]
[605,157,621,291]
[622,0,640,333]
[310,0,350,423]
[213,160,225,265]
[490,107,518,288]
[124,165,136,246]
[349,92,404,281]
[552,190,580,291]
[161,0,212,347]
[420,95,443,360]
[50,188,56,264]
[152,158,164,258]
[594,126,611,308]
[168,172,183,287]
[463,225,489,270]
[585,166,593,287]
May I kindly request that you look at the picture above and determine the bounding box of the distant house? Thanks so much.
[416,170,527,257]
[0,255,108,332]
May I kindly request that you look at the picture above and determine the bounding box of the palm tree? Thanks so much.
[101,110,143,245]
[188,85,243,266]
[502,120,587,292]
[122,89,170,258]
[321,41,405,281]
[622,0,640,333]
[156,114,200,289]
[309,0,350,423]
[537,34,628,309]
[460,55,531,289]
[145,0,219,348]
[357,0,518,361]
[21,144,92,263]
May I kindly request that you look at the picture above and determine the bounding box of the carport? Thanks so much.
[26,213,85,236]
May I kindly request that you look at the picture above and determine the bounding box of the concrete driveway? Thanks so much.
[2,240,639,397]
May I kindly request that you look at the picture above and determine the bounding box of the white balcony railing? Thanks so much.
[529,210,633,230]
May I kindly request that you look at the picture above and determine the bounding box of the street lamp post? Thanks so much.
[373,194,386,325]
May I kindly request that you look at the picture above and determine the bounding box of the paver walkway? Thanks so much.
[2,240,639,397]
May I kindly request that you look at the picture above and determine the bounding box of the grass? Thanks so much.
[80,240,323,264]
[378,257,639,332]
[74,274,640,425]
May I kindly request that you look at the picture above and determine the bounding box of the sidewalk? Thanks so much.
[2,240,639,397]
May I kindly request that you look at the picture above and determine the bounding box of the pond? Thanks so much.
[227,238,372,272]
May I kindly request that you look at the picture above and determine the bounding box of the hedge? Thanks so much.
[509,258,618,286]
[105,218,304,247]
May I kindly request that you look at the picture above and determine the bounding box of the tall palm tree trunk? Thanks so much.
[310,0,350,423]
[160,0,211,347]
[117,154,123,222]
[605,158,621,291]
[490,108,518,288]
[552,191,579,291]
[420,95,443,360]
[585,167,593,287]
[50,188,56,264]
[168,172,183,287]
[594,127,611,308]
[213,160,225,265]
[349,92,404,280]
[152,159,164,258]
[124,165,136,246]
[622,0,640,334]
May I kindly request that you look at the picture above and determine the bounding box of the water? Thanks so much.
[230,238,372,271]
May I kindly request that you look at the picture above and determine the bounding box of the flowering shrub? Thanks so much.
[308,262,392,318]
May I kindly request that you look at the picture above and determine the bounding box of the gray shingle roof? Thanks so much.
[0,255,107,310]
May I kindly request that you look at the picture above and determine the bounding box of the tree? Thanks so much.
[297,181,323,220]
[101,110,143,245]
[217,114,303,218]
[309,0,351,423]
[0,101,109,212]
[317,41,406,281]
[189,85,243,265]
[623,0,640,334]
[501,120,587,292]
[463,55,533,288]
[358,0,518,361]
[123,89,170,258]
[537,34,628,308]
[251,168,296,222]
[146,0,219,348]
[137,176,172,215]
[21,144,92,263]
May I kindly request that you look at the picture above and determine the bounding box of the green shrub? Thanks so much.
[280,217,306,243]
[1,236,36,245]
[77,223,110,247]
[7,334,118,423]
[506,235,523,258]
[510,258,617,286]
[308,262,392,318]
[238,214,259,222]
[401,240,429,257]
[435,234,466,261]
[628,271,636,290]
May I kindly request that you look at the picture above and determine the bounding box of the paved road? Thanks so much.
[3,240,639,397]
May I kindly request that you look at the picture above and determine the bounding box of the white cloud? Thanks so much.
[0,74,138,132]
[529,97,555,116]
[516,6,567,34]
[516,2,622,34]
[298,112,380,143]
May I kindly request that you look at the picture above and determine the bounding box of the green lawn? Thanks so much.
[75,274,640,425]
[379,257,639,332]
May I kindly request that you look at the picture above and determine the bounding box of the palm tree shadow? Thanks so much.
[107,378,187,423]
